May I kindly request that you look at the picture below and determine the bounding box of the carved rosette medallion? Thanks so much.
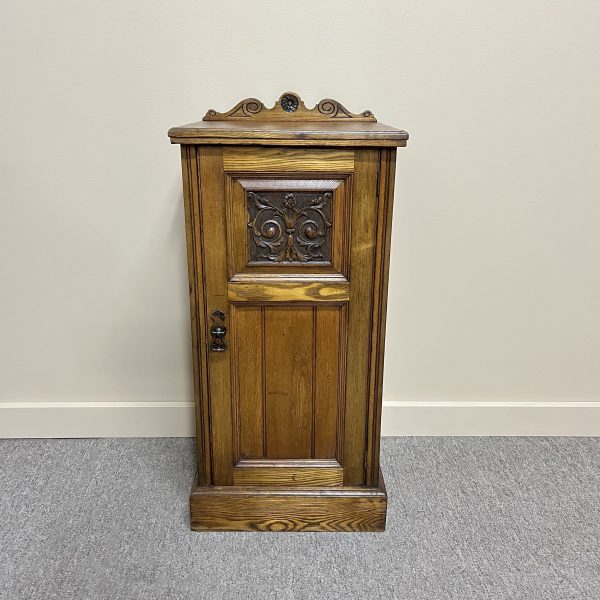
[280,94,299,113]
[247,191,333,263]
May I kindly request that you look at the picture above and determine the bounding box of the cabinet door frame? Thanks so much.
[186,145,394,487]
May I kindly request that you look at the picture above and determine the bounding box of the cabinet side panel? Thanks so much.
[343,149,380,485]
[197,146,234,485]
[264,307,313,458]
[232,306,264,459]
[367,149,397,486]
[181,145,211,485]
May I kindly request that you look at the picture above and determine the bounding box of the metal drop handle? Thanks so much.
[209,309,227,352]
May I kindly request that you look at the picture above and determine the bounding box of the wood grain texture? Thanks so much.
[228,281,349,303]
[232,306,264,459]
[230,304,346,464]
[314,306,342,458]
[180,146,211,485]
[190,471,387,532]
[366,149,397,487]
[197,146,234,485]
[202,92,376,122]
[264,307,313,458]
[343,149,380,485]
[171,136,408,148]
[233,466,343,487]
[223,147,354,173]
[169,121,408,147]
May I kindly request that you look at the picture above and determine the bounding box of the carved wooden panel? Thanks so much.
[247,190,333,264]
[204,91,376,122]
[226,173,352,277]
[231,304,347,462]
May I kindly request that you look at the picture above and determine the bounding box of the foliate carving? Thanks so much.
[203,92,376,122]
[247,191,333,263]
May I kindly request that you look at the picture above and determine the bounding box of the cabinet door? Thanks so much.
[195,145,387,488]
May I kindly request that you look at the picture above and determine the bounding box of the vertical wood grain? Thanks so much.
[314,306,341,458]
[343,149,380,485]
[336,303,348,464]
[233,306,264,459]
[265,307,313,458]
[181,145,211,485]
[366,149,397,486]
[197,146,234,485]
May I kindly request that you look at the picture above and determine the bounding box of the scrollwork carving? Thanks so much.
[247,191,333,263]
[317,98,373,119]
[203,92,376,122]
[205,98,264,119]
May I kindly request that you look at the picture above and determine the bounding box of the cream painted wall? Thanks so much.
[1,0,600,436]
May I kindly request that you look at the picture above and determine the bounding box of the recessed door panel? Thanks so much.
[232,305,345,463]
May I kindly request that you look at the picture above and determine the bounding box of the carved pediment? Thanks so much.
[203,92,376,122]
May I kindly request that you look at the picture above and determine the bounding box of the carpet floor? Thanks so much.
[1,437,599,599]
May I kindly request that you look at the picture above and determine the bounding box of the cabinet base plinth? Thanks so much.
[189,472,387,532]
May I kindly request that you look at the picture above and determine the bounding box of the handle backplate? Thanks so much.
[209,309,227,352]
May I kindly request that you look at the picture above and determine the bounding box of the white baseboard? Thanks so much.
[0,402,196,438]
[1,400,600,438]
[380,400,600,436]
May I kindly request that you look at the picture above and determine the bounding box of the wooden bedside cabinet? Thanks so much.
[168,92,408,531]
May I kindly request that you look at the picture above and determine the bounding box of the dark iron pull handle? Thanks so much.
[209,309,227,352]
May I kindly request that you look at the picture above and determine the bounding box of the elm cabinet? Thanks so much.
[168,93,408,531]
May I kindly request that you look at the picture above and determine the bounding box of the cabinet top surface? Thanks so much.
[168,92,408,147]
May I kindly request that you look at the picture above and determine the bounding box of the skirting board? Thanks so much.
[1,400,600,438]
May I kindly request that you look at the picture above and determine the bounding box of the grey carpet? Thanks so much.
[1,438,599,600]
